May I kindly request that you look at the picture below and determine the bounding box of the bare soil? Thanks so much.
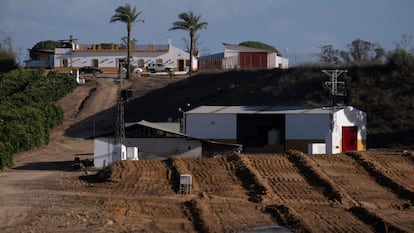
[0,75,414,232]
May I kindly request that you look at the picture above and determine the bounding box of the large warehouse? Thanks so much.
[183,106,367,154]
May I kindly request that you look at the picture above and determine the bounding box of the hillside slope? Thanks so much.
[1,76,413,233]
[68,65,414,148]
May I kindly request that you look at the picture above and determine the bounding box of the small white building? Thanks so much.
[93,120,202,168]
[198,43,289,70]
[25,36,197,73]
[183,106,366,154]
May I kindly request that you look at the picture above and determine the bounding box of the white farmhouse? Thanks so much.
[183,106,366,154]
[25,35,197,73]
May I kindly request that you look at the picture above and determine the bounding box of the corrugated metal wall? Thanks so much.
[185,113,237,139]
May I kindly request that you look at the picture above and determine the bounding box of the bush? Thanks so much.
[0,69,76,169]
[0,142,14,170]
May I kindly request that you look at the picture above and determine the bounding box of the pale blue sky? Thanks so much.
[1,0,413,65]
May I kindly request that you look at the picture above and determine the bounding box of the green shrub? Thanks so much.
[0,69,76,169]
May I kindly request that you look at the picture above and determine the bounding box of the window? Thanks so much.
[155,58,163,63]
[62,59,68,67]
[92,59,99,67]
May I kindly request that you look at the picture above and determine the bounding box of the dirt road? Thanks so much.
[0,75,413,232]
[0,77,120,232]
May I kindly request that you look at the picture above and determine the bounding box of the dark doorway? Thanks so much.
[342,126,358,152]
[178,59,185,71]
[237,114,285,148]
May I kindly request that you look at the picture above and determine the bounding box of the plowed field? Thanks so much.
[0,76,413,233]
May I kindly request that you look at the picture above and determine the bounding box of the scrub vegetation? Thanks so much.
[0,69,76,169]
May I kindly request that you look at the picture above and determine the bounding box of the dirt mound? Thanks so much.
[81,152,413,232]
[348,151,414,204]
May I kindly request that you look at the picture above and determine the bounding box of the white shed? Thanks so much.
[93,120,202,168]
[184,106,366,154]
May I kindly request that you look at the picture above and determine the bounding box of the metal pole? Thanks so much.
[115,62,125,144]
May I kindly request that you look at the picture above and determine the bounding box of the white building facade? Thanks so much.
[25,37,197,73]
[184,106,366,154]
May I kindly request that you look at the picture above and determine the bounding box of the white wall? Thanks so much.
[326,107,366,154]
[94,137,202,168]
[286,114,330,140]
[275,56,289,69]
[123,138,201,160]
[268,53,277,68]
[325,129,341,154]
[94,137,114,168]
[185,114,237,139]
[53,43,195,70]
[334,106,367,140]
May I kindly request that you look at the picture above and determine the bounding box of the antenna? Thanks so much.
[322,69,347,129]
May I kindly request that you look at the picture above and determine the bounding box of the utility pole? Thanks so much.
[115,62,126,144]
[322,69,347,129]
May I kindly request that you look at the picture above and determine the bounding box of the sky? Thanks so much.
[1,0,413,65]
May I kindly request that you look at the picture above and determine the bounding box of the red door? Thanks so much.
[239,52,267,69]
[342,126,357,152]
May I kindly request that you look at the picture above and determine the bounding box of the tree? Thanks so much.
[181,34,204,57]
[239,41,279,54]
[318,39,386,66]
[121,36,138,49]
[0,30,18,72]
[30,40,60,60]
[341,38,385,64]
[110,4,144,79]
[318,45,341,65]
[170,11,208,76]
[387,48,414,75]
[393,34,414,54]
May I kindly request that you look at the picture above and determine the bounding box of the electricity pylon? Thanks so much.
[322,69,347,129]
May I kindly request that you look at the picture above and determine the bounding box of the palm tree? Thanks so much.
[110,4,144,79]
[121,36,138,49]
[170,11,208,76]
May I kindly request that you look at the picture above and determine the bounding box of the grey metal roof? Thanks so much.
[126,120,187,137]
[185,106,334,114]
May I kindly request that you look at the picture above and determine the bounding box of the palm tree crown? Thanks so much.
[110,4,144,79]
[170,11,208,76]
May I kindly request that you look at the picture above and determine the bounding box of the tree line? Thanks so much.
[0,69,77,169]
[318,35,414,66]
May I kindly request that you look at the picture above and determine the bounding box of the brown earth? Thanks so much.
[0,74,414,232]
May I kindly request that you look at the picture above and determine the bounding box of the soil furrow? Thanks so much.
[347,151,414,204]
